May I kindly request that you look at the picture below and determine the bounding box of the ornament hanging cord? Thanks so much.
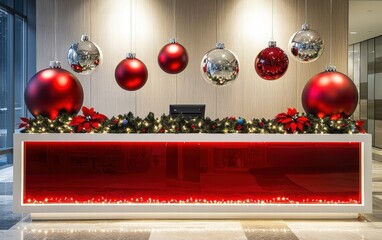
[130,0,133,52]
[173,0,178,103]
[173,0,177,38]
[215,0,218,43]
[215,0,218,118]
[83,0,86,35]
[89,0,92,106]
[329,0,333,65]
[271,0,274,40]
[304,0,308,24]
[54,0,58,60]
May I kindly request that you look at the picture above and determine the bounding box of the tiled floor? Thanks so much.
[0,154,382,239]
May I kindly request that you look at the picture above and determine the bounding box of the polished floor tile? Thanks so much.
[287,221,382,240]
[0,196,27,230]
[0,230,22,240]
[0,167,13,182]
[241,221,298,240]
[12,220,152,240]
[148,221,246,240]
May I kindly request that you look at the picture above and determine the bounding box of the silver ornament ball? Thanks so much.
[67,34,103,75]
[288,23,324,63]
[201,42,239,86]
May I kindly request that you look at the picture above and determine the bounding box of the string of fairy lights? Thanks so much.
[20,110,364,135]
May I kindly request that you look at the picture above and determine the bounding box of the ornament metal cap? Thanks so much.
[216,42,225,49]
[325,65,337,72]
[268,40,277,47]
[126,53,136,59]
[169,38,177,43]
[49,60,61,69]
[302,23,310,31]
[81,34,89,42]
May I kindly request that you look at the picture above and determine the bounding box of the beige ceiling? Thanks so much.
[349,0,382,44]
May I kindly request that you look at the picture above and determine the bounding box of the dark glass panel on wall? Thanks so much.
[0,0,13,8]
[375,100,382,120]
[360,42,368,121]
[0,9,9,147]
[368,39,375,144]
[349,45,360,120]
[375,36,382,148]
[14,0,23,14]
[0,9,10,166]
[360,83,368,99]
[361,42,368,85]
[14,16,25,131]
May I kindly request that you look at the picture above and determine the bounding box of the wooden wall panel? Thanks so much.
[135,0,176,117]
[36,0,53,71]
[90,0,135,117]
[36,0,349,119]
[36,0,91,107]
[176,0,218,119]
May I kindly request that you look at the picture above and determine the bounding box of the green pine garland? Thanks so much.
[20,111,364,134]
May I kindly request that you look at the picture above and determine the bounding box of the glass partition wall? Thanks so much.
[0,0,35,167]
[349,36,382,148]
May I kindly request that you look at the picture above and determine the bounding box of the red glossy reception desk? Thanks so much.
[13,134,372,219]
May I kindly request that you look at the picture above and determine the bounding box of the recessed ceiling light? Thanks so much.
[350,32,357,34]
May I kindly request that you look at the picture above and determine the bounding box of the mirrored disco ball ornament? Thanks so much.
[67,34,103,75]
[289,23,324,63]
[255,40,289,80]
[201,42,239,86]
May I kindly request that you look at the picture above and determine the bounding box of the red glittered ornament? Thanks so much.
[24,61,84,120]
[115,53,148,91]
[302,66,358,118]
[255,41,289,80]
[158,38,188,74]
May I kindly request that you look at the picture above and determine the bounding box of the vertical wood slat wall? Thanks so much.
[36,0,348,119]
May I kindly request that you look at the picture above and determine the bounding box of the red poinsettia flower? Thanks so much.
[356,120,366,134]
[275,108,310,133]
[18,117,30,129]
[69,106,107,133]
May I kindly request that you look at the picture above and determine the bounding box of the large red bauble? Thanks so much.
[255,43,289,80]
[302,70,358,118]
[25,67,84,119]
[115,55,148,91]
[158,42,188,74]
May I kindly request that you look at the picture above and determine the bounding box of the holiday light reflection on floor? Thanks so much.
[24,196,360,205]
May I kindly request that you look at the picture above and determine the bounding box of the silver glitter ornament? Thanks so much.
[67,34,103,75]
[201,42,239,86]
[288,23,324,63]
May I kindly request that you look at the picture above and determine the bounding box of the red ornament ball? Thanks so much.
[158,40,188,74]
[255,41,289,80]
[25,64,84,120]
[302,69,358,118]
[115,54,148,91]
